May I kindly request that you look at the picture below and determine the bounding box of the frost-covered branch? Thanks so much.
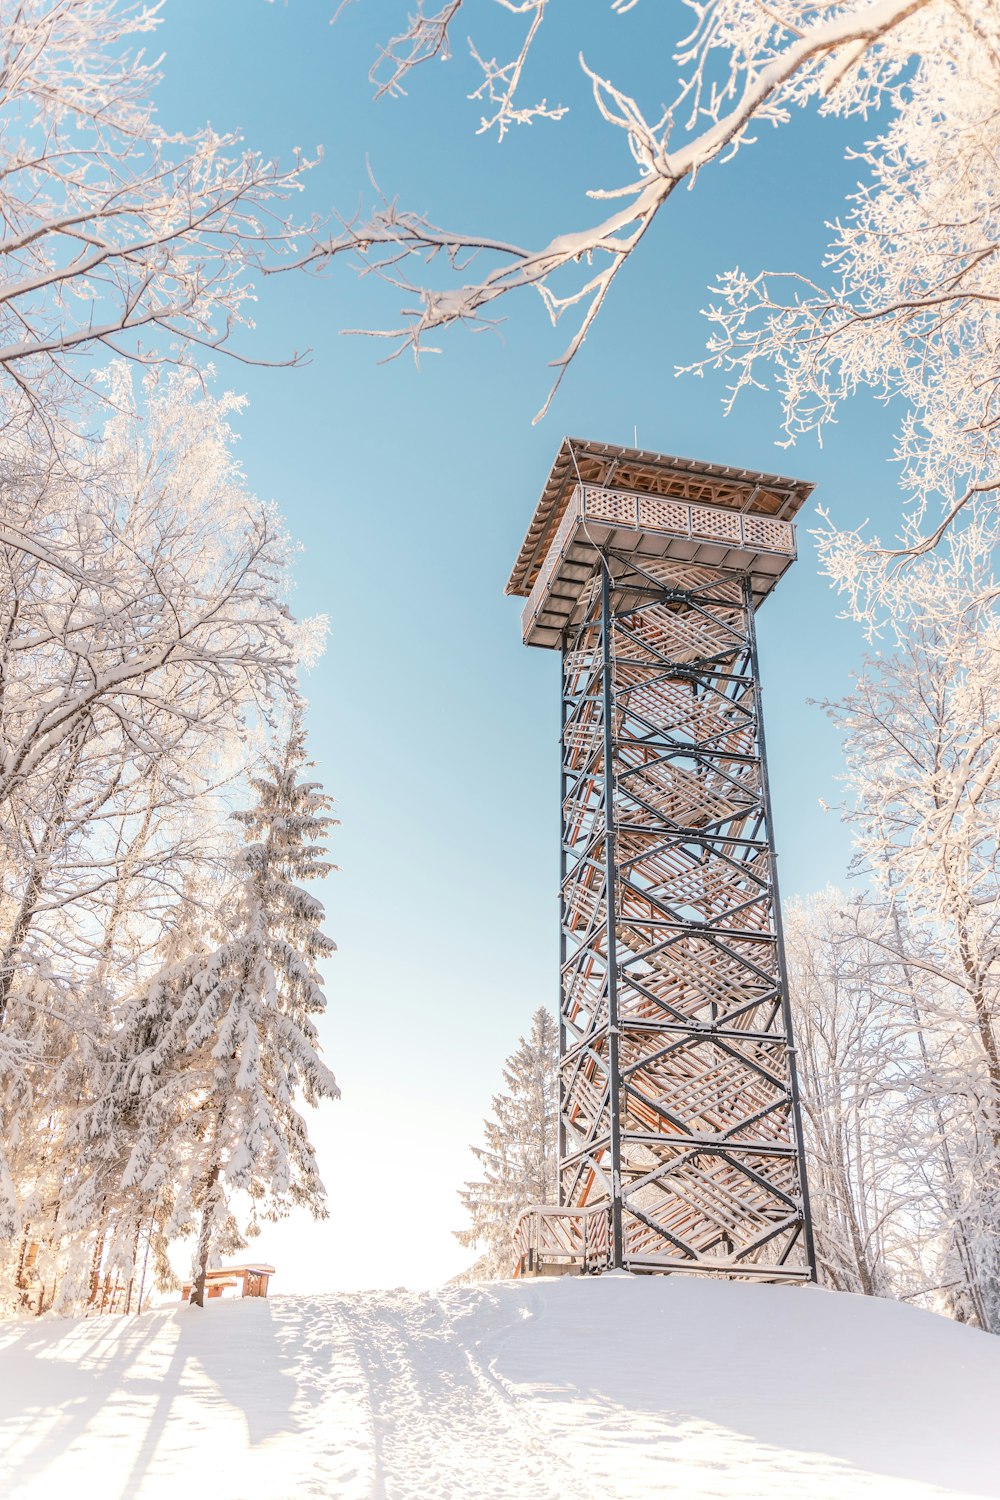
[688,0,1000,538]
[368,0,466,99]
[0,1,317,423]
[807,521,1000,1327]
[326,0,930,420]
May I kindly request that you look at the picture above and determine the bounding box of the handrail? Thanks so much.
[521,483,796,638]
[513,1200,611,1277]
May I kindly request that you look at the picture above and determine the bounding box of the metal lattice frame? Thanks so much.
[557,545,815,1280]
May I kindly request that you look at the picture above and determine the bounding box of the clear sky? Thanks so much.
[154,2,900,1292]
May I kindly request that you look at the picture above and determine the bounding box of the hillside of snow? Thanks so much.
[1,1274,999,1500]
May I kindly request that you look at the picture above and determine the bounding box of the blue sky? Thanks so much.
[155,2,900,1290]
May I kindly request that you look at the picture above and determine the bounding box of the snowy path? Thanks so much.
[1,1275,999,1500]
[334,1289,595,1500]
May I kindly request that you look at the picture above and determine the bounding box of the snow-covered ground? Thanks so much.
[1,1274,998,1500]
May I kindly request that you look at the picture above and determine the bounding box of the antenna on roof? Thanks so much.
[633,425,638,448]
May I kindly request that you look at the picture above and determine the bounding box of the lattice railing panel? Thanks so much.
[584,487,638,526]
[741,513,796,554]
[637,495,690,532]
[579,484,796,558]
[689,502,743,544]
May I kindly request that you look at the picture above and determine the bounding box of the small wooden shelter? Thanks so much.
[181,1263,275,1301]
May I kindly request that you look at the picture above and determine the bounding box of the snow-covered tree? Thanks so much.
[784,889,974,1306]
[0,5,340,1315]
[786,891,901,1298]
[0,0,312,421]
[815,521,1000,1329]
[44,878,223,1315]
[116,720,340,1308]
[0,365,318,828]
[0,363,329,1315]
[0,365,320,1057]
[312,0,998,543]
[24,721,340,1317]
[455,1007,558,1281]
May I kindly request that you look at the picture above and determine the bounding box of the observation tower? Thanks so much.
[508,438,816,1282]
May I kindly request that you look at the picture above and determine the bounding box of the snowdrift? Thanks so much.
[1,1274,998,1499]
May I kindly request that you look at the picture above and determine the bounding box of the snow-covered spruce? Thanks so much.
[0,366,325,1316]
[455,1006,558,1281]
[132,722,339,1308]
[47,722,339,1316]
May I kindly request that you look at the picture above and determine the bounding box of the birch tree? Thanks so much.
[455,1006,558,1281]
[0,364,315,1048]
[785,891,901,1298]
[783,889,978,1311]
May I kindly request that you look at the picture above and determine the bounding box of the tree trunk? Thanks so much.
[0,725,87,1028]
[189,1162,222,1308]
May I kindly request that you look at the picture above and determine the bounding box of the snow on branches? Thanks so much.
[121,722,341,1310]
[0,0,315,423]
[797,522,1000,1332]
[455,1007,558,1281]
[322,0,946,422]
[694,0,1000,540]
[0,363,333,1317]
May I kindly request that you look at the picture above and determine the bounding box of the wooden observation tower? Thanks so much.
[507,438,816,1282]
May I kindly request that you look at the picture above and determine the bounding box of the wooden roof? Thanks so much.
[506,437,814,598]
[213,1263,275,1275]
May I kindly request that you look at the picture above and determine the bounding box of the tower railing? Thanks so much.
[521,482,796,640]
[513,1202,611,1277]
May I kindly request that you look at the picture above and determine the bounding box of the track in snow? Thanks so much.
[331,1288,596,1500]
[2,1274,1000,1500]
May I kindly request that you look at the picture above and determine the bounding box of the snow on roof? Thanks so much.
[213,1263,275,1276]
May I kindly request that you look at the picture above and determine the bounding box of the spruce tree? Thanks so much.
[75,720,340,1310]
[184,718,340,1305]
[455,1007,558,1281]
[61,877,223,1312]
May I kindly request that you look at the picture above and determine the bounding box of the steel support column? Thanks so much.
[558,546,813,1279]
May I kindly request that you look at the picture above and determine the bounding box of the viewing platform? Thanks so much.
[506,439,812,649]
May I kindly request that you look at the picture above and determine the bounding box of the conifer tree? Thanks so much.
[72,720,341,1310]
[455,1007,558,1281]
[184,719,340,1306]
[59,878,222,1313]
